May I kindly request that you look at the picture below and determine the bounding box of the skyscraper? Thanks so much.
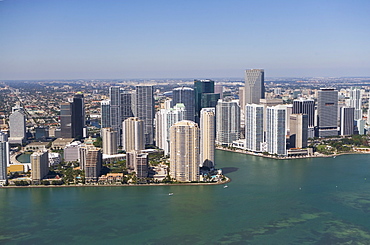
[0,132,9,185]
[71,93,84,139]
[200,108,215,169]
[9,108,26,144]
[244,69,265,105]
[120,91,134,121]
[194,79,220,123]
[102,127,117,155]
[109,86,121,145]
[155,103,186,155]
[245,104,264,152]
[122,117,145,152]
[126,150,149,183]
[172,87,195,121]
[101,100,111,129]
[292,99,315,128]
[170,120,200,182]
[132,86,154,145]
[83,148,102,183]
[317,88,338,137]
[346,87,362,120]
[266,105,286,155]
[31,151,49,184]
[289,114,308,149]
[216,99,240,146]
[340,107,355,136]
[60,93,85,139]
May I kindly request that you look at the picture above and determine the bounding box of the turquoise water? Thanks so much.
[1,150,370,244]
[16,153,31,163]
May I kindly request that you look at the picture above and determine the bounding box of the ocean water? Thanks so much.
[1,150,370,244]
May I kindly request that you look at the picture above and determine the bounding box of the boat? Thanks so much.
[168,193,173,196]
[223,185,228,188]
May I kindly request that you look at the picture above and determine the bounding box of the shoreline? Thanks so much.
[216,147,370,160]
[1,177,231,189]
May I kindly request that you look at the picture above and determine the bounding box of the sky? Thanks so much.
[0,0,370,80]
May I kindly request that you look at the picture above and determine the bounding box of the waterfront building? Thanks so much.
[101,127,118,155]
[0,132,9,185]
[31,151,49,184]
[346,87,362,120]
[356,119,365,135]
[9,108,26,144]
[340,107,355,136]
[155,103,185,155]
[126,150,149,182]
[200,108,215,169]
[289,114,308,149]
[317,88,339,137]
[216,99,240,146]
[266,105,286,155]
[101,100,111,128]
[194,79,220,123]
[122,117,145,152]
[83,148,102,183]
[63,141,82,162]
[245,104,264,152]
[239,87,245,128]
[132,86,154,145]
[244,69,265,105]
[169,121,200,182]
[172,87,195,121]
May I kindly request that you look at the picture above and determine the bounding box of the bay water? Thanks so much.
[1,150,370,244]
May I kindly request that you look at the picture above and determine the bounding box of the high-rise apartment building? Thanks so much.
[169,121,200,182]
[172,87,195,121]
[9,108,26,144]
[155,103,185,155]
[102,127,118,155]
[101,100,111,128]
[317,88,338,137]
[31,151,49,184]
[60,102,72,138]
[132,86,154,145]
[126,150,149,182]
[0,132,9,185]
[194,79,220,123]
[289,114,308,149]
[266,105,286,155]
[346,87,362,120]
[216,99,240,145]
[120,91,134,121]
[200,108,215,169]
[109,86,122,145]
[244,69,265,105]
[83,148,102,183]
[122,117,145,152]
[245,104,264,152]
[340,107,355,136]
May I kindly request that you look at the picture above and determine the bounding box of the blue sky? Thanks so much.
[0,0,369,80]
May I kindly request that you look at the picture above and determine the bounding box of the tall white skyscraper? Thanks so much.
[0,132,9,185]
[169,121,200,182]
[216,99,240,145]
[266,105,286,155]
[122,117,145,152]
[200,108,215,169]
[245,104,264,152]
[346,87,362,120]
[155,103,185,155]
[132,86,154,145]
[9,108,26,144]
[101,127,117,155]
[244,69,265,105]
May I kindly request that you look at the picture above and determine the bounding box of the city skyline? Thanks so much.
[1,0,370,80]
